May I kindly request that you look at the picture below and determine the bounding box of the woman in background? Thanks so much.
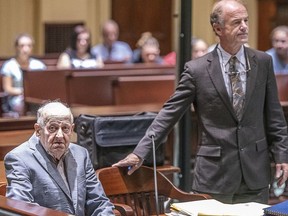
[1,33,46,117]
[132,32,163,64]
[57,25,103,69]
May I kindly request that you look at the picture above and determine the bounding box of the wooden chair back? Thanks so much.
[96,166,211,215]
[0,183,6,196]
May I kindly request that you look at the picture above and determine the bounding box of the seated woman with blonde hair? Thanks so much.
[57,25,103,69]
[132,32,163,64]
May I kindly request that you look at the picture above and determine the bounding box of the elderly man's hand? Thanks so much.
[112,153,143,175]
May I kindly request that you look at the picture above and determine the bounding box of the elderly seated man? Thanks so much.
[4,100,115,216]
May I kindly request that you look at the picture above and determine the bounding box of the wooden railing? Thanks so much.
[22,63,176,108]
[0,195,71,216]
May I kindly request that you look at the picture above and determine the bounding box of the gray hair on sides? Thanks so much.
[36,100,73,127]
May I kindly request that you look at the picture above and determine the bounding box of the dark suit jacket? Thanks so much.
[4,134,114,216]
[133,47,288,194]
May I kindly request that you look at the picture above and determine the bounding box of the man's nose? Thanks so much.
[240,21,248,31]
[22,45,31,52]
[56,128,64,137]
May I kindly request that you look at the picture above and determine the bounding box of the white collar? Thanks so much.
[217,44,246,68]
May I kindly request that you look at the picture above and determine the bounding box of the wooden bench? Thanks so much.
[0,116,36,131]
[23,64,176,108]
[0,116,36,160]
[276,74,288,102]
[113,75,175,105]
[0,130,34,160]
[23,70,70,105]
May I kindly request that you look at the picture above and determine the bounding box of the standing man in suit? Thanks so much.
[113,0,288,204]
[4,101,115,215]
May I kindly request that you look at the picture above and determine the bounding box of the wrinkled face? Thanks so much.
[35,116,74,160]
[76,32,90,54]
[141,45,160,63]
[272,31,288,57]
[214,1,249,50]
[103,23,118,47]
[192,41,208,59]
[16,36,33,60]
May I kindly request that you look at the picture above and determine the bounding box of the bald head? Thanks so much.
[102,19,119,47]
[210,0,247,30]
[37,101,73,127]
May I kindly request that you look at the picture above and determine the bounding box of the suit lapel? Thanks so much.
[207,47,258,121]
[30,135,72,200]
[65,151,78,211]
[242,47,258,115]
[207,49,235,116]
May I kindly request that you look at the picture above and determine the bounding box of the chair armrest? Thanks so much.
[113,203,134,216]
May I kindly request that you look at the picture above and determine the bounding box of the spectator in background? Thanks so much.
[57,25,103,69]
[266,25,288,74]
[91,19,132,63]
[163,36,208,65]
[4,100,115,216]
[132,32,163,64]
[1,33,46,117]
[192,37,208,59]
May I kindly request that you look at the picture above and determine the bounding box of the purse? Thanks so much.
[74,112,165,169]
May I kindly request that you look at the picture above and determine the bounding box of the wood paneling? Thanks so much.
[112,0,172,55]
[257,0,288,51]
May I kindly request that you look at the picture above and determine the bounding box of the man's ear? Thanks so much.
[213,23,222,36]
[71,123,75,133]
[34,123,41,137]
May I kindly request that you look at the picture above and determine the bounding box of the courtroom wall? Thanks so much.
[0,0,258,57]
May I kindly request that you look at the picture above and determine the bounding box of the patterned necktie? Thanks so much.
[228,56,245,120]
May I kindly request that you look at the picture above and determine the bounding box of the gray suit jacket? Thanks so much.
[4,134,114,216]
[133,47,288,194]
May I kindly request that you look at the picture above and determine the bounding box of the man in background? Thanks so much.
[191,37,208,59]
[266,25,288,74]
[92,19,133,63]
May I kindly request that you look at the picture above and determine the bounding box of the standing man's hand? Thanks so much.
[112,153,143,175]
[275,163,288,186]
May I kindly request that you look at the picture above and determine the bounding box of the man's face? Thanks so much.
[103,24,118,47]
[215,2,249,49]
[272,31,288,57]
[16,36,33,60]
[35,117,74,160]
